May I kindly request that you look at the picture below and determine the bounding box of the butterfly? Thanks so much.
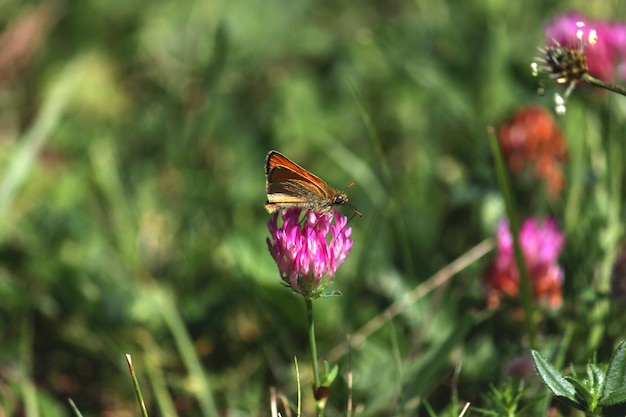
[264,150,361,216]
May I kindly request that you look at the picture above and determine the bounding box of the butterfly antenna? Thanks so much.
[342,182,362,218]
[348,203,362,218]
[345,212,357,226]
[345,207,363,227]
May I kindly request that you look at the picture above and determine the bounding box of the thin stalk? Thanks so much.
[306,298,325,417]
[295,357,302,417]
[583,74,626,96]
[67,398,84,417]
[488,128,536,348]
[126,354,150,417]
[157,288,218,417]
[306,299,321,389]
[19,316,38,417]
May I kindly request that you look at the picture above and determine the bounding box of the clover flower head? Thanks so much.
[485,217,565,309]
[266,209,354,299]
[506,355,537,382]
[497,106,567,198]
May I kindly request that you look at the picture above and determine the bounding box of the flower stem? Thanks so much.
[488,128,536,348]
[583,73,626,96]
[306,298,321,390]
[306,298,326,416]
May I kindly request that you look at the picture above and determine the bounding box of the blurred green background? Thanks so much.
[0,0,625,416]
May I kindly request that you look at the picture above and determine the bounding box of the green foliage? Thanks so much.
[474,381,535,417]
[532,341,626,416]
[320,361,339,389]
[0,0,625,416]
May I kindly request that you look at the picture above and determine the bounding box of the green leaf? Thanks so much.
[531,350,583,410]
[589,363,606,395]
[600,387,626,407]
[566,376,594,411]
[602,341,626,404]
[320,363,338,387]
[577,362,606,412]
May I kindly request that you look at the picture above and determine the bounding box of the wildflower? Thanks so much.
[533,40,589,85]
[545,13,625,83]
[485,217,565,309]
[532,13,626,112]
[497,106,567,198]
[266,208,353,299]
[0,4,57,87]
[506,355,538,382]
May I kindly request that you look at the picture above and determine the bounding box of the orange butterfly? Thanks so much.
[264,150,362,216]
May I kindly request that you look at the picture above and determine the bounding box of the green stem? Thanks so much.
[20,315,38,417]
[125,354,150,417]
[306,298,327,417]
[488,128,536,348]
[157,288,218,417]
[583,74,626,96]
[306,299,321,389]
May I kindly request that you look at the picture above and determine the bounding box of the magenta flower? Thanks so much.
[533,12,626,112]
[485,217,565,309]
[546,13,609,81]
[267,208,354,299]
[545,12,626,83]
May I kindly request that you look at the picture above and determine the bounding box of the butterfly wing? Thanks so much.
[265,151,334,212]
